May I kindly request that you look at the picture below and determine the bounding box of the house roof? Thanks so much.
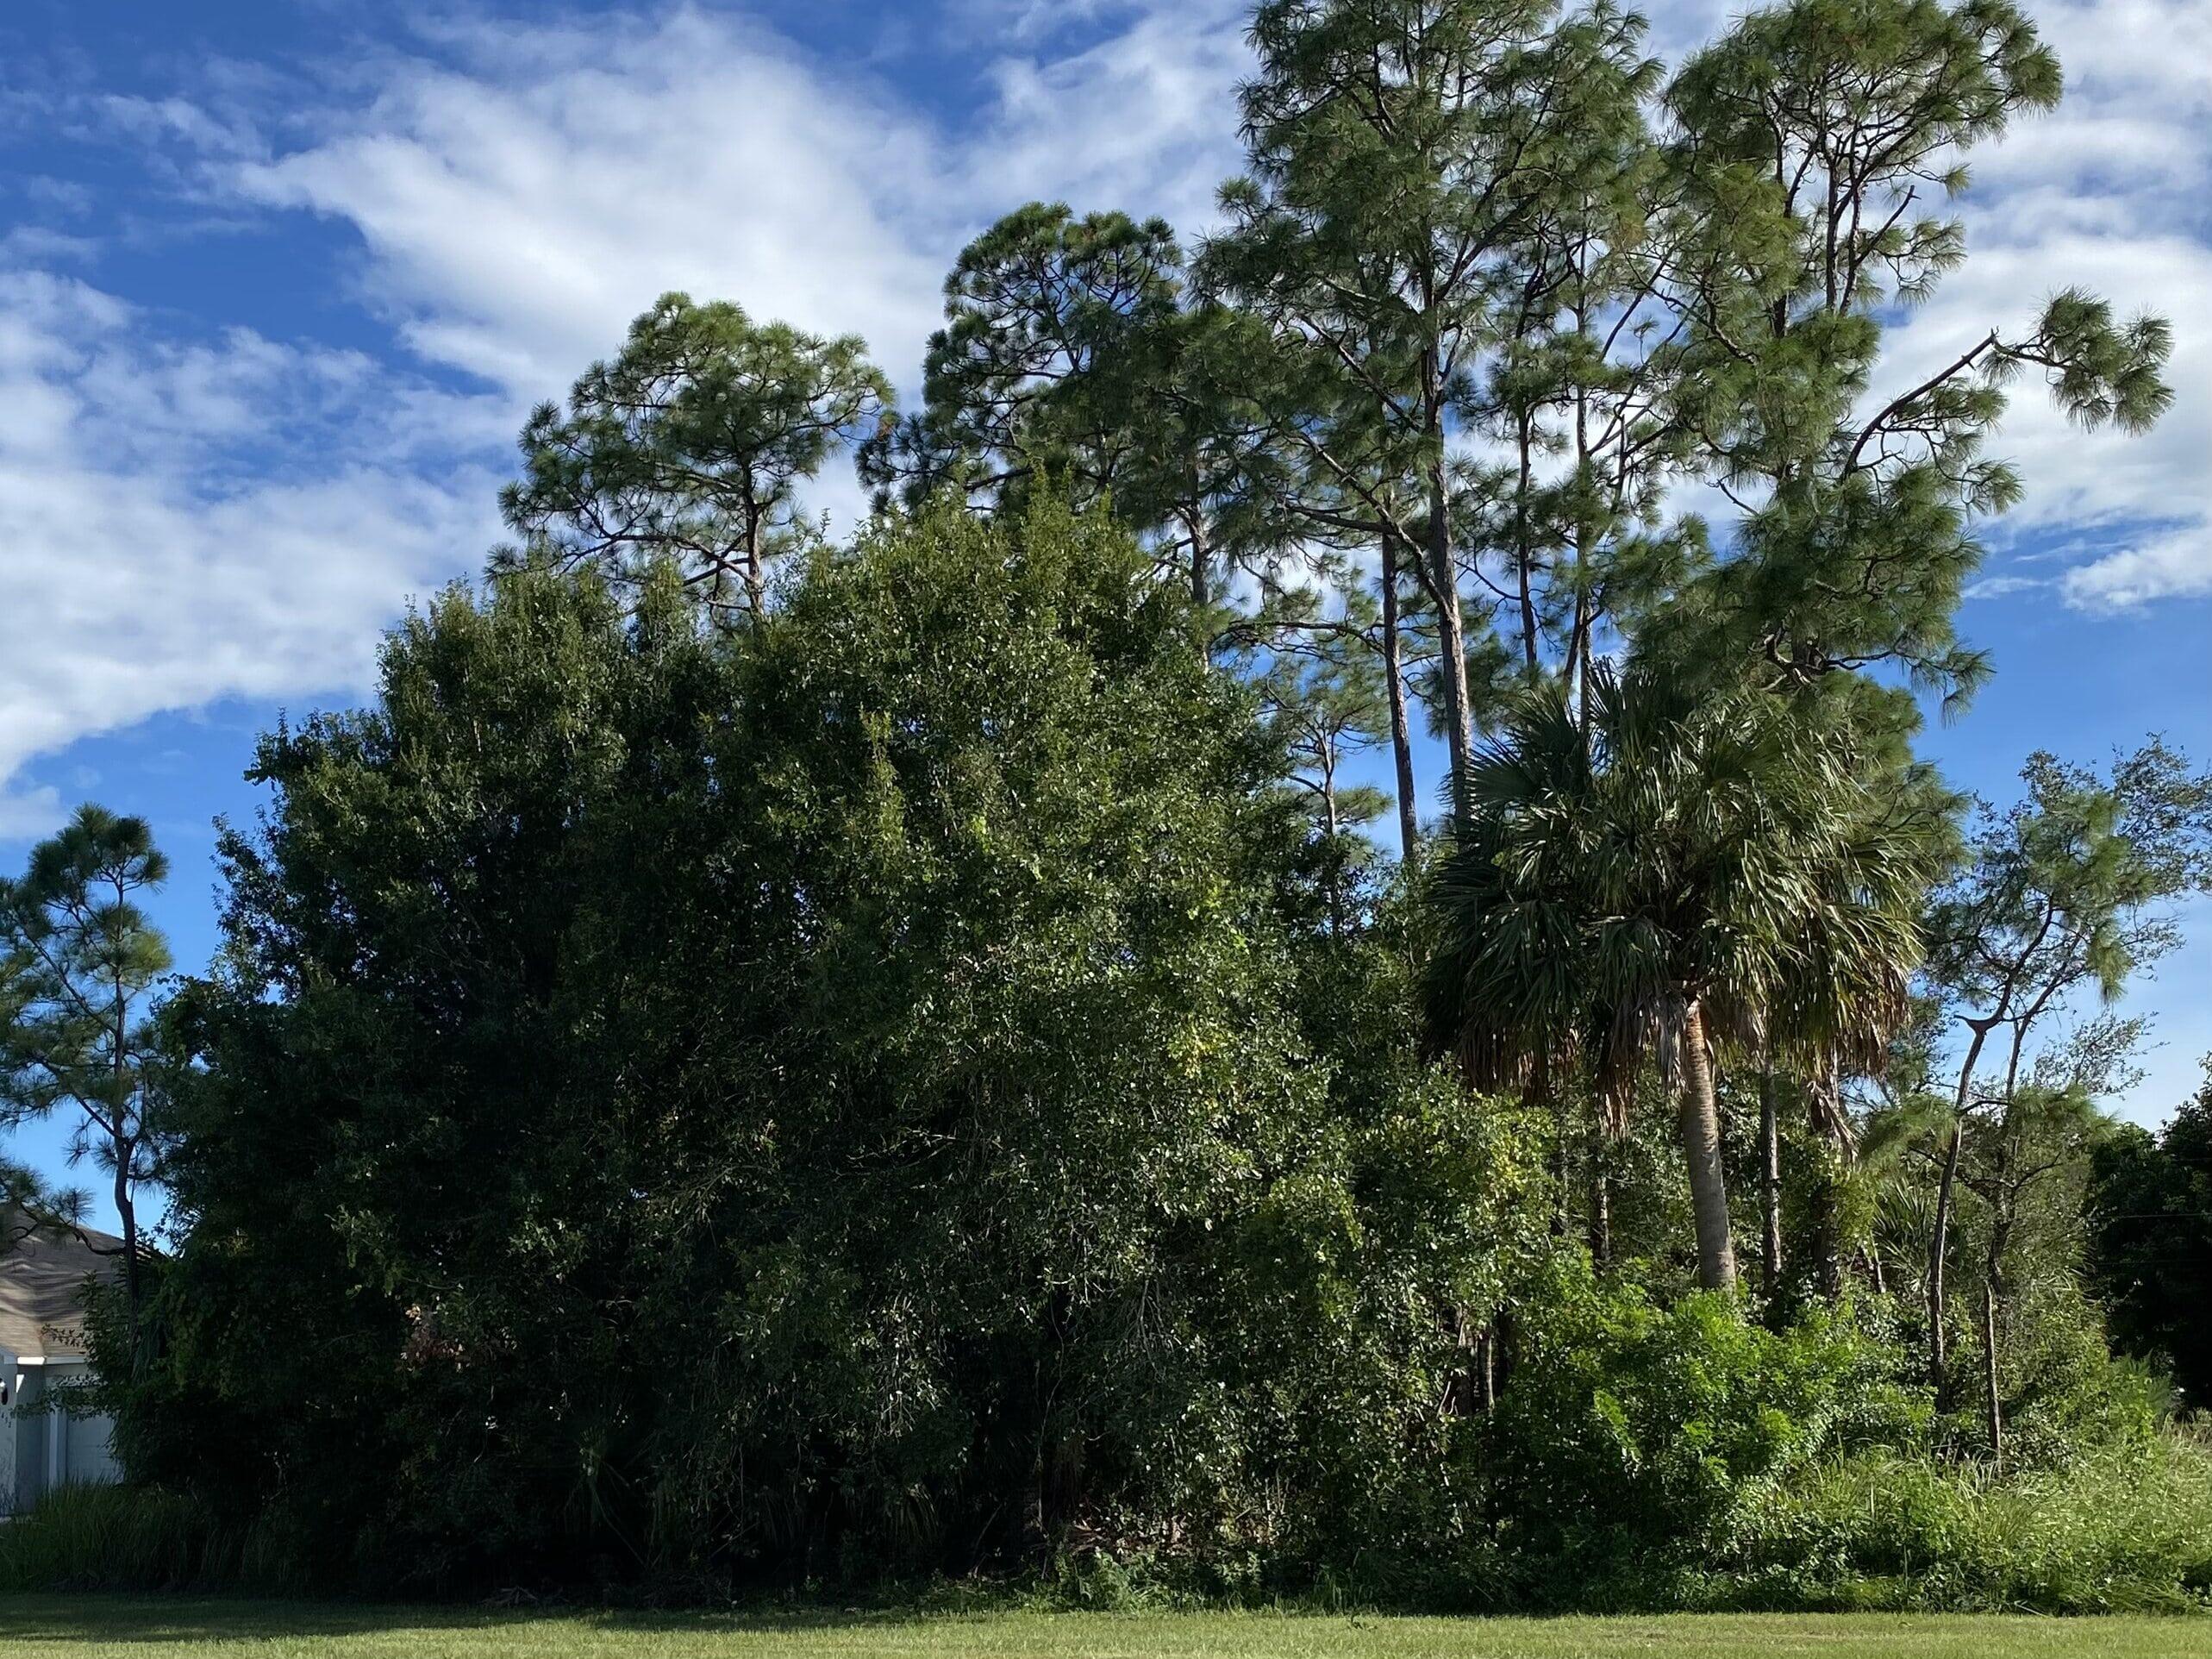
[0,1218,126,1362]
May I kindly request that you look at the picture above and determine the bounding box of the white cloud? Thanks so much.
[222,3,1251,407]
[0,270,497,836]
[963,0,1251,235]
[2,0,2206,833]
[2061,527,2212,610]
[0,2,1264,824]
[1836,0,2212,611]
[1963,574,2049,600]
[232,12,951,402]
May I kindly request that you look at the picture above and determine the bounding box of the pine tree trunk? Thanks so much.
[1678,1002,1738,1293]
[1380,533,1421,861]
[116,1158,145,1374]
[1188,505,1209,610]
[1322,761,1343,938]
[743,510,767,617]
[1424,470,1474,813]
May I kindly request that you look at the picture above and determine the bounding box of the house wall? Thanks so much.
[5,1360,121,1513]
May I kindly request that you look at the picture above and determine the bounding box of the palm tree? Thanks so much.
[1422,663,1924,1292]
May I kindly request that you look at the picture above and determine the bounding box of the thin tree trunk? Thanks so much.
[1380,533,1421,861]
[1551,1109,1570,1237]
[1759,1066,1784,1299]
[1188,504,1209,610]
[1322,752,1343,938]
[1424,469,1474,814]
[1983,1210,2012,1466]
[1589,1121,1612,1268]
[743,510,767,617]
[1515,411,1539,679]
[1982,1279,2003,1468]
[116,1155,144,1374]
[1678,1002,1738,1293]
[1928,1122,1965,1391]
[1930,1025,1990,1389]
[1803,1066,1849,1302]
[112,964,146,1374]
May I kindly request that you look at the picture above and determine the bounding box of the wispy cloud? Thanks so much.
[0,270,499,831]
[2061,528,2212,611]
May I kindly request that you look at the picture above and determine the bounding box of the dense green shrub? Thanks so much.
[74,501,2209,1610]
[1467,1259,1928,1607]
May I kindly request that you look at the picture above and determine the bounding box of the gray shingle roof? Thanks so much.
[0,1219,126,1362]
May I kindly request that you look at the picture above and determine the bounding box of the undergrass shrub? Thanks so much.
[0,1482,299,1594]
[1716,1437,2212,1612]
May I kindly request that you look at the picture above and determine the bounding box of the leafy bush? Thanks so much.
[1469,1257,1927,1606]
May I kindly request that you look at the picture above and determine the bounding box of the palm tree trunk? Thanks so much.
[1678,1002,1738,1293]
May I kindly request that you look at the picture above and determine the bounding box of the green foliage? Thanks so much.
[35,0,2207,1623]
[1726,1438,2212,1612]
[110,502,1538,1594]
[2089,1064,2212,1411]
[0,1482,297,1595]
[501,291,891,617]
[0,803,173,1357]
[1422,662,1934,1290]
[1654,0,2171,710]
[1473,1259,1926,1605]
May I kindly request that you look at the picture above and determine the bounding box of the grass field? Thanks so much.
[0,1600,2202,1659]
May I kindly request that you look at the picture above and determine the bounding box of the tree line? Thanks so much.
[4,0,2211,1610]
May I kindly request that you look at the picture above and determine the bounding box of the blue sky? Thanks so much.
[3,1,2208,1229]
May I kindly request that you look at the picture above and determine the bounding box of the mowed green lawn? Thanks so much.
[0,1600,2203,1659]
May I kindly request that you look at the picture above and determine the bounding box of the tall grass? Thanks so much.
[0,1483,297,1595]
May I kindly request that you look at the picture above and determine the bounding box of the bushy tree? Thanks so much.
[113,504,1540,1590]
[1919,743,2212,1408]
